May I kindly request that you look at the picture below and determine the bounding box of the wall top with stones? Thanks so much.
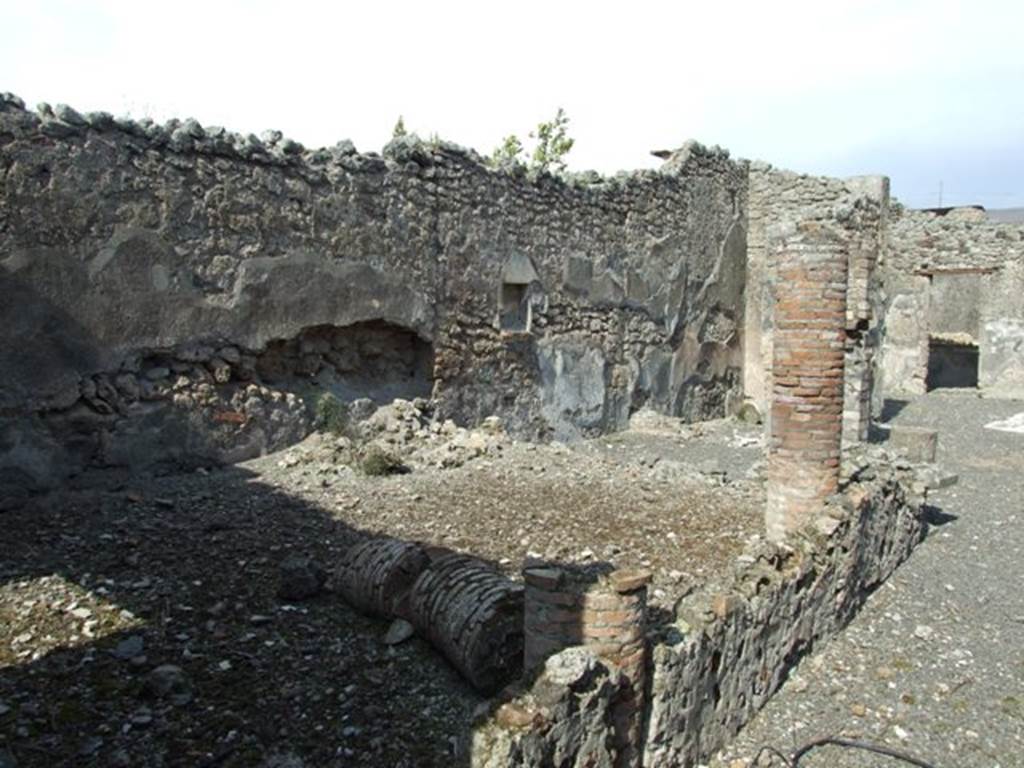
[0,92,743,200]
[886,202,1024,274]
[748,162,888,227]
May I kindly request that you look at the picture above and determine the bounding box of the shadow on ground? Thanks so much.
[877,398,912,424]
[0,463,515,767]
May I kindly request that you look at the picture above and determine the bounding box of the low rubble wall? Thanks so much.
[468,445,927,767]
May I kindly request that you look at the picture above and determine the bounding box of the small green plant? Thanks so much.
[491,134,525,166]
[392,116,407,138]
[315,393,350,436]
[359,445,406,476]
[530,108,574,174]
[489,108,574,174]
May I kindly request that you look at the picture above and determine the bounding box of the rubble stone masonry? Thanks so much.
[469,447,927,768]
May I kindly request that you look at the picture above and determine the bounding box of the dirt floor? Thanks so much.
[0,413,763,768]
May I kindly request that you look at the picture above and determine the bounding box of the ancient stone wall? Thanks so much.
[0,95,748,501]
[878,205,1024,397]
[642,446,926,766]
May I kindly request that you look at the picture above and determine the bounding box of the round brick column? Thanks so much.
[766,234,849,541]
[523,566,650,767]
[335,537,430,619]
[407,553,524,695]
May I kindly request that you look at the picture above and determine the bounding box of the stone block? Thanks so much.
[888,425,938,463]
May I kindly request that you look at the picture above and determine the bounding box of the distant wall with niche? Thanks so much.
[878,205,1024,398]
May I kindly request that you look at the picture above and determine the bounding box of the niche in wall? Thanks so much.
[257,321,435,402]
[926,337,979,390]
[499,252,542,333]
[500,282,530,331]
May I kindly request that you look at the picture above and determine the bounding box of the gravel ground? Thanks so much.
[714,391,1024,768]
[16,392,1011,768]
[0,412,761,768]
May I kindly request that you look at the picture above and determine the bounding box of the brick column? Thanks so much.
[523,566,650,767]
[766,232,849,541]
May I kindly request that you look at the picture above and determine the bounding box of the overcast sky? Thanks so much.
[4,0,1022,209]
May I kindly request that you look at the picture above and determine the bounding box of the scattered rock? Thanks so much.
[481,415,504,434]
[347,397,377,424]
[78,736,103,756]
[261,752,305,768]
[278,555,327,602]
[131,707,153,727]
[383,618,415,646]
[736,401,763,425]
[145,664,193,706]
[494,702,535,729]
[112,634,145,660]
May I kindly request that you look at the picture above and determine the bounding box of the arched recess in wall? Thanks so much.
[256,320,435,404]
